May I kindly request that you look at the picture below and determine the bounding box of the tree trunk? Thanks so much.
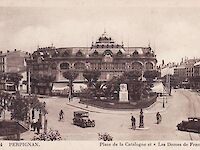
[70,80,73,99]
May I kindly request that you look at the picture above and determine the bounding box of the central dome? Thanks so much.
[90,32,125,55]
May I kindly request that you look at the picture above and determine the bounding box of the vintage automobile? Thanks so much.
[73,111,95,128]
[177,117,200,133]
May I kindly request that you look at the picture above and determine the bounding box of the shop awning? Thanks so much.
[152,82,167,94]
[52,83,69,91]
[73,83,87,92]
[5,83,14,86]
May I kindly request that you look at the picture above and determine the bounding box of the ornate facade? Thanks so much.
[26,32,157,94]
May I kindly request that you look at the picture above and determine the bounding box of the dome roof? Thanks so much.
[95,31,114,44]
[90,32,125,54]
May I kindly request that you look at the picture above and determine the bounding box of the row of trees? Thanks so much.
[30,74,56,94]
[61,69,159,101]
[27,69,159,100]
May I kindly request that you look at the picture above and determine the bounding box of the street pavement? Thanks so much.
[21,89,200,140]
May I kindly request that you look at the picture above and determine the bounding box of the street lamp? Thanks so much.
[139,109,144,128]
[162,97,165,108]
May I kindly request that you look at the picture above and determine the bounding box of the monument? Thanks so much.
[119,84,129,103]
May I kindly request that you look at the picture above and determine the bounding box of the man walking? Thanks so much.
[156,112,162,124]
[131,115,136,130]
[31,118,37,131]
[59,109,64,121]
[36,119,42,134]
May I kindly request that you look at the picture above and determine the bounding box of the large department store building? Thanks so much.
[26,32,158,94]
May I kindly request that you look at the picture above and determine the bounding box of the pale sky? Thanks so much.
[1,0,200,64]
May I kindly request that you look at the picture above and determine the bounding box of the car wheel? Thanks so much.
[92,121,95,127]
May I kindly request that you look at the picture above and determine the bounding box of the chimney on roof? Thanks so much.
[162,60,164,66]
[0,51,2,54]
[14,49,16,51]
[7,50,10,53]
[181,58,183,63]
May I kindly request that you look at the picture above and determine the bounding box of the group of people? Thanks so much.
[31,109,64,135]
[31,118,42,134]
[131,112,162,129]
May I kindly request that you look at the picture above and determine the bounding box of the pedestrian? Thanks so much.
[156,112,162,124]
[31,109,35,120]
[0,107,3,118]
[131,115,136,130]
[59,109,64,121]
[43,101,46,108]
[31,118,37,131]
[36,119,42,134]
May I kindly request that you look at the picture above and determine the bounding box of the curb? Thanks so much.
[66,100,170,115]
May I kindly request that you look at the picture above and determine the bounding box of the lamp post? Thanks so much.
[162,98,165,108]
[139,109,144,128]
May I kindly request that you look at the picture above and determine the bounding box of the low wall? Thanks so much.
[80,94,157,110]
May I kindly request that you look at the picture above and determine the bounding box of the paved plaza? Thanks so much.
[20,89,200,140]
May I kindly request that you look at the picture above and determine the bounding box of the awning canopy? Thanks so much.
[5,83,14,86]
[73,83,87,92]
[161,67,174,77]
[152,82,167,94]
[52,83,69,91]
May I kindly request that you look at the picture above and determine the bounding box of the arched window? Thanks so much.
[146,62,153,70]
[116,50,123,56]
[74,62,86,70]
[103,50,113,56]
[60,63,70,69]
[132,62,143,70]
[76,50,84,57]
[132,50,139,56]
[91,50,99,57]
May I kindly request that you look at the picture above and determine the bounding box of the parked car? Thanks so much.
[177,117,200,133]
[73,111,95,128]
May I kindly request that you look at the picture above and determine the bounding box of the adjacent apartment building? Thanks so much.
[0,50,30,91]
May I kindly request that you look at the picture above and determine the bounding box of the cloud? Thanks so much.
[155,21,200,63]
[1,6,200,64]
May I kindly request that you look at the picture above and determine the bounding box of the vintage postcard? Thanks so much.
[0,0,200,149]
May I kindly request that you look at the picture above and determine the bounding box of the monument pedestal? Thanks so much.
[119,91,129,103]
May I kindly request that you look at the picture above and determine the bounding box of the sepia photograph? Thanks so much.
[0,1,200,147]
